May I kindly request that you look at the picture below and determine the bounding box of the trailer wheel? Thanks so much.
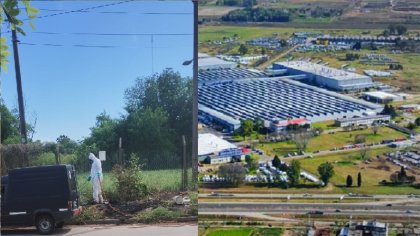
[36,214,55,235]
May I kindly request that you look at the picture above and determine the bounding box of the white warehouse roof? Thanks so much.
[363,91,400,100]
[199,53,236,70]
[275,61,370,81]
[198,133,237,156]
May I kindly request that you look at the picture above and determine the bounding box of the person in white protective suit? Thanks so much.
[87,153,104,204]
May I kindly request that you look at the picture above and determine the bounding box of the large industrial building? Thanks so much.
[199,76,382,131]
[273,61,374,91]
[198,133,250,164]
[198,53,236,70]
[197,56,382,132]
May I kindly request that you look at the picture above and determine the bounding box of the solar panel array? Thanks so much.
[198,77,372,122]
[198,68,267,82]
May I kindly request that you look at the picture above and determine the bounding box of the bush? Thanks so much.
[113,154,149,201]
[134,207,181,223]
[71,206,102,224]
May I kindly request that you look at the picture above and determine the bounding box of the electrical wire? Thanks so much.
[18,42,192,49]
[32,32,192,36]
[34,8,192,15]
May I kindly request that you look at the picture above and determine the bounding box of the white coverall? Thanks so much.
[89,153,104,203]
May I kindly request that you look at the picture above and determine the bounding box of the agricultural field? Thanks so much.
[258,126,407,157]
[199,25,384,44]
[199,227,282,236]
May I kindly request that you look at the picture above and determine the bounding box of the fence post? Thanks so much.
[182,135,188,191]
[55,143,60,165]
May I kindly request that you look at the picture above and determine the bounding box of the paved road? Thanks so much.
[1,224,197,236]
[199,193,420,199]
[199,202,420,218]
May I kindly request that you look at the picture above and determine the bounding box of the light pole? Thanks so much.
[182,0,198,190]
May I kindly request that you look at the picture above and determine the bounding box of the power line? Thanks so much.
[22,0,136,21]
[32,32,192,36]
[17,42,191,49]
[34,8,192,15]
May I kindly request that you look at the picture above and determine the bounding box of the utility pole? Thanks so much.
[191,0,198,191]
[3,7,28,164]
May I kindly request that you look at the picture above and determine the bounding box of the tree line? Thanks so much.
[1,69,192,172]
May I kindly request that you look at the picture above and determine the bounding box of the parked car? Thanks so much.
[307,210,323,215]
[1,165,82,235]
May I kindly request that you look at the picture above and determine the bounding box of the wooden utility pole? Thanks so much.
[3,7,28,165]
[11,29,27,145]
[191,0,198,190]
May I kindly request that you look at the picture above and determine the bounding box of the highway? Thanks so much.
[199,201,420,218]
[199,193,420,199]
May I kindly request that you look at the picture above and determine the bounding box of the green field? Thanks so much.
[199,25,383,43]
[201,227,282,236]
[200,147,420,194]
[311,120,337,130]
[299,147,420,194]
[259,126,407,156]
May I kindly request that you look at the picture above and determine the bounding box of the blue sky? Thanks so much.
[1,0,193,142]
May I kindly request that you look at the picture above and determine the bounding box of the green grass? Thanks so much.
[311,120,337,130]
[259,126,407,156]
[199,25,384,43]
[200,147,420,195]
[133,207,182,223]
[202,227,282,236]
[299,147,420,194]
[205,228,253,236]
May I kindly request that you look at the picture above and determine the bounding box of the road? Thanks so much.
[1,224,197,236]
[199,202,420,217]
[199,193,420,200]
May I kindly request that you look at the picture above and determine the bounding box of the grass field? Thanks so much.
[298,147,420,194]
[199,25,383,43]
[200,147,420,195]
[258,126,407,156]
[200,227,282,236]
[311,120,337,130]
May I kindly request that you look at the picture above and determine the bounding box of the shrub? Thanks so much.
[134,207,181,223]
[113,154,149,201]
[71,206,102,224]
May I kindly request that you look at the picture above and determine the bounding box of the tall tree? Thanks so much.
[346,175,353,187]
[240,119,254,140]
[238,44,248,55]
[0,100,20,144]
[218,163,246,186]
[287,160,301,186]
[318,162,334,185]
[272,155,281,168]
[357,172,362,187]
[292,132,311,152]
